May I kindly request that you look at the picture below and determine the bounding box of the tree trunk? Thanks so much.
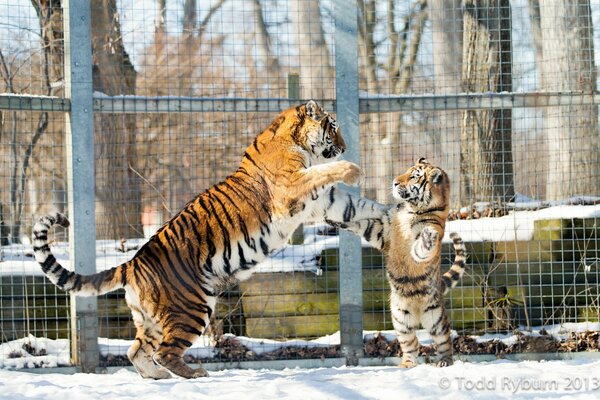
[430,0,463,208]
[91,0,142,239]
[2,0,64,243]
[540,0,599,200]
[290,0,334,100]
[460,0,514,204]
[252,0,282,96]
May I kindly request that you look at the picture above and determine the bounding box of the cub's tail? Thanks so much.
[32,213,126,296]
[441,232,467,295]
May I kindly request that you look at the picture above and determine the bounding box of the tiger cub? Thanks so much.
[328,158,466,367]
[32,100,387,379]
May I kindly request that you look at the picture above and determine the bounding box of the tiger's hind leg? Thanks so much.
[391,296,420,368]
[152,307,213,379]
[128,336,171,379]
[127,308,171,379]
[421,303,453,367]
[153,331,208,379]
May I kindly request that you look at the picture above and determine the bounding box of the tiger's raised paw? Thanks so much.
[421,226,439,251]
[336,160,362,186]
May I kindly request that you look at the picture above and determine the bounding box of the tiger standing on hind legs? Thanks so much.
[32,100,388,379]
[328,158,467,368]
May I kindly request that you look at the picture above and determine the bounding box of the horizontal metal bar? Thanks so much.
[360,91,600,113]
[92,96,335,114]
[0,94,71,111]
[91,92,600,113]
[2,92,599,113]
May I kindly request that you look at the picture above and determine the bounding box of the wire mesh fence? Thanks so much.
[0,0,599,372]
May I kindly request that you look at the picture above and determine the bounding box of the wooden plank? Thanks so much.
[444,286,484,309]
[534,218,599,241]
[1,320,69,342]
[494,239,598,263]
[246,312,394,339]
[528,284,600,306]
[242,292,339,317]
[319,247,384,268]
[489,261,599,286]
[239,269,390,295]
[577,306,600,322]
[242,290,395,317]
[1,276,68,297]
[442,241,494,265]
[363,312,393,331]
[244,314,340,339]
[447,307,488,331]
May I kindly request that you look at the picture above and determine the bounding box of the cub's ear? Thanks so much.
[430,168,445,184]
[306,100,324,121]
[418,157,429,164]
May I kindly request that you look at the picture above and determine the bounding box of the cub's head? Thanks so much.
[295,100,346,163]
[393,158,449,211]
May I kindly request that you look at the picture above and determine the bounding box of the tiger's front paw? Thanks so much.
[421,226,439,251]
[337,161,361,186]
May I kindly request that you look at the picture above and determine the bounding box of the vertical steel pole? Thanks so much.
[287,73,304,245]
[334,0,363,366]
[63,0,98,372]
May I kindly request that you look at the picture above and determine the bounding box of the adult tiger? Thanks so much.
[328,158,467,367]
[32,100,387,379]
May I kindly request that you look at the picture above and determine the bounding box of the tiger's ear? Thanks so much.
[430,168,444,184]
[306,100,324,121]
[418,157,429,164]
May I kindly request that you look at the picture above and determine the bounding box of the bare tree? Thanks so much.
[252,0,282,96]
[429,0,463,208]
[358,0,428,202]
[539,0,599,200]
[291,0,334,100]
[0,0,63,243]
[460,0,514,204]
[155,0,166,33]
[91,0,142,239]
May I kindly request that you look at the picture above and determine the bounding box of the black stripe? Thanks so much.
[252,137,261,154]
[243,151,259,168]
[120,264,128,287]
[403,287,430,297]
[33,244,51,253]
[259,237,269,255]
[424,303,439,313]
[342,194,356,222]
[389,269,431,285]
[40,255,56,273]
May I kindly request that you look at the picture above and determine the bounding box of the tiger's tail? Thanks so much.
[441,232,467,295]
[32,213,126,296]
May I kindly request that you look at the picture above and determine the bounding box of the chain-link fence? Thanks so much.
[1,0,599,372]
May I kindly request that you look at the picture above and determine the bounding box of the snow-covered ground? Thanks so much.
[2,358,600,400]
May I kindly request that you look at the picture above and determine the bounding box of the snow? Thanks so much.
[1,203,600,397]
[2,203,600,276]
[2,325,600,398]
[1,359,600,399]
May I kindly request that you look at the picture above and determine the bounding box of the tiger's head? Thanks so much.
[296,100,346,163]
[392,158,450,211]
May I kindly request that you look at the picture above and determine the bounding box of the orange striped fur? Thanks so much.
[327,158,467,368]
[32,100,388,379]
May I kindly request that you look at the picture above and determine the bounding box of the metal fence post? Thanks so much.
[334,0,363,366]
[63,0,99,372]
[287,73,304,245]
